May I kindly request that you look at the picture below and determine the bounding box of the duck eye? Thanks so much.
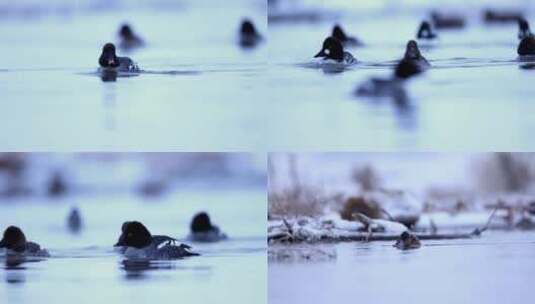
[325,49,331,55]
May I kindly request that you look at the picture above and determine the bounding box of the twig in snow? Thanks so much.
[472,206,499,236]
[430,218,438,235]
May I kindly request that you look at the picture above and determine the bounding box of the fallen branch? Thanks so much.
[471,206,499,236]
[268,232,473,244]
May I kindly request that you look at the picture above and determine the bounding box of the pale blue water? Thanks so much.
[266,5,535,151]
[0,189,267,304]
[0,0,267,150]
[269,231,535,304]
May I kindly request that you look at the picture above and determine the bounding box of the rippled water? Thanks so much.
[0,189,267,304]
[267,9,535,151]
[269,231,535,304]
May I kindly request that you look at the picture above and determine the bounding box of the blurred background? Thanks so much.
[269,153,535,228]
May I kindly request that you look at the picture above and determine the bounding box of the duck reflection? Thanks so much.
[3,256,42,284]
[100,70,118,82]
[120,259,176,281]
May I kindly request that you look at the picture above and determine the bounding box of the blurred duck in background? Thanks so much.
[239,18,263,48]
[118,23,145,51]
[483,8,523,24]
[67,207,82,233]
[430,11,466,29]
[331,24,364,47]
[416,21,437,40]
[47,171,67,197]
[188,212,228,242]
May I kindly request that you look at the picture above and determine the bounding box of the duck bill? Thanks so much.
[314,49,327,58]
[114,235,125,247]
[0,239,5,248]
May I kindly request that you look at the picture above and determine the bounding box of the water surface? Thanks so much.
[269,231,535,304]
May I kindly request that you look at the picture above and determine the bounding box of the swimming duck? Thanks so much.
[395,58,424,79]
[393,231,421,250]
[314,37,357,64]
[114,221,199,260]
[331,24,363,47]
[0,226,50,257]
[188,212,228,242]
[239,19,263,48]
[98,43,139,72]
[355,45,423,102]
[403,40,430,71]
[518,34,535,56]
[67,207,82,233]
[430,11,466,29]
[518,18,532,40]
[417,21,437,40]
[47,171,67,197]
[118,23,144,50]
[483,9,523,24]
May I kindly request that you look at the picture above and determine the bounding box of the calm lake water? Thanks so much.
[0,189,267,304]
[269,231,535,304]
[0,0,267,151]
[267,5,535,151]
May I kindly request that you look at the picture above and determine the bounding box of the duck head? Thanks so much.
[114,221,152,248]
[191,212,214,233]
[519,18,532,40]
[332,24,348,42]
[0,226,27,253]
[99,43,120,68]
[241,19,258,37]
[417,21,435,39]
[119,24,135,39]
[396,231,421,249]
[404,40,422,60]
[314,37,345,61]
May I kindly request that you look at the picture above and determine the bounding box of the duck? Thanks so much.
[188,212,228,242]
[355,44,424,102]
[239,19,263,48]
[417,21,437,40]
[67,207,82,233]
[517,34,535,57]
[0,226,50,257]
[114,221,199,260]
[483,9,523,24]
[314,37,357,65]
[402,40,430,71]
[47,171,67,197]
[331,24,363,47]
[98,43,139,72]
[518,18,532,40]
[118,23,144,50]
[430,11,466,29]
[393,231,421,250]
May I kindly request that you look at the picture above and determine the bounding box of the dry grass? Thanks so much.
[473,153,535,194]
